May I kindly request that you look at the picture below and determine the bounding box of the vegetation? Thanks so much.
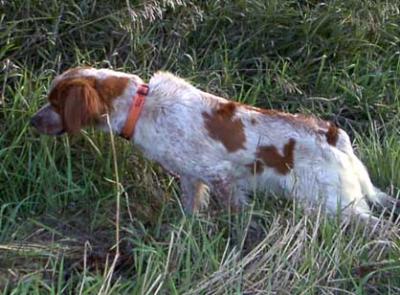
[1,0,399,293]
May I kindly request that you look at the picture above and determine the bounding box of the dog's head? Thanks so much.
[31,67,134,135]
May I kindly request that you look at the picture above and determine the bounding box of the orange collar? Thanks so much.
[120,84,149,140]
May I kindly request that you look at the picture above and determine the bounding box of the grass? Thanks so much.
[1,0,400,293]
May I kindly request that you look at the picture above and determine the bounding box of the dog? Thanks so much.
[31,67,396,222]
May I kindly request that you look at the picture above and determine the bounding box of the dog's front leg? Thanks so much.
[211,178,247,213]
[179,176,209,214]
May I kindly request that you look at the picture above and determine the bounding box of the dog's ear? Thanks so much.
[61,79,104,134]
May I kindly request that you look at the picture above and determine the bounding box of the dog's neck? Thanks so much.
[102,78,144,137]
[103,71,198,144]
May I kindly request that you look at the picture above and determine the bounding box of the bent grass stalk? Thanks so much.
[98,115,121,295]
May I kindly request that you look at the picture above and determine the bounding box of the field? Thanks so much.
[1,0,400,294]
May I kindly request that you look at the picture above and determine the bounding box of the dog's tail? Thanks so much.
[365,185,396,209]
[350,154,399,211]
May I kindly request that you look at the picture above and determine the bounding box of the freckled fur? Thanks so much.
[31,67,393,223]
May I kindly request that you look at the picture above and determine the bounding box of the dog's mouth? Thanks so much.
[30,117,66,136]
[55,129,66,136]
[30,127,66,136]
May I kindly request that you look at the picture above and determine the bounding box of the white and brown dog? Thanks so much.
[31,67,395,222]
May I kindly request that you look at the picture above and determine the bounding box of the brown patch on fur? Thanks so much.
[326,122,339,146]
[250,118,257,125]
[203,102,246,152]
[96,76,130,103]
[255,139,296,175]
[216,101,236,117]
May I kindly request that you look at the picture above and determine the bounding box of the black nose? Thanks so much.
[30,116,38,128]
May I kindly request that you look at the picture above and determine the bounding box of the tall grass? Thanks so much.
[1,0,399,293]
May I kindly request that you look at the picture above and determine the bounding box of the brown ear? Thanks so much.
[62,79,103,134]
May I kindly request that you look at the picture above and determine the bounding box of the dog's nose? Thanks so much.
[30,116,39,128]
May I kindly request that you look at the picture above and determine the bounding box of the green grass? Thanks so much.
[1,0,400,294]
